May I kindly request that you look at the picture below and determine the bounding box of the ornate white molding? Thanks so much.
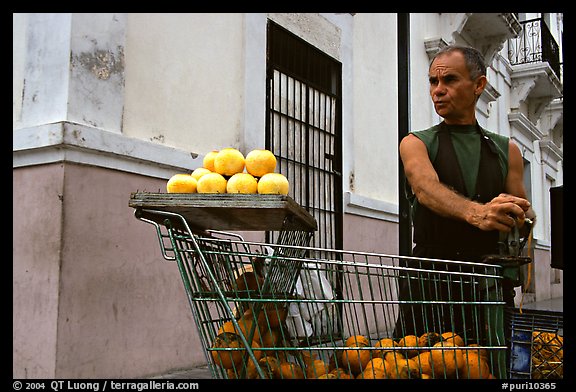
[510,62,563,123]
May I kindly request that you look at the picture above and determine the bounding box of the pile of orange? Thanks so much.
[210,327,496,379]
[166,148,289,195]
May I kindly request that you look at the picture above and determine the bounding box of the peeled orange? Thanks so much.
[257,173,289,195]
[191,167,212,181]
[226,172,258,194]
[197,172,227,194]
[245,149,277,177]
[203,150,219,172]
[214,148,245,176]
[166,174,197,193]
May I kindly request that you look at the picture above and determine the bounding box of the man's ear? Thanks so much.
[475,75,488,96]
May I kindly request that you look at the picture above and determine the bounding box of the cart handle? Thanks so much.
[133,208,177,261]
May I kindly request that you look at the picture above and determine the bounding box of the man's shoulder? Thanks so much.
[410,124,441,146]
[481,127,510,152]
[482,127,509,142]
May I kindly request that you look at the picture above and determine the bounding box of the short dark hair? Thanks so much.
[430,45,487,80]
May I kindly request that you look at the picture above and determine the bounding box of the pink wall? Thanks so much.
[14,163,209,378]
[343,213,398,255]
[13,164,64,378]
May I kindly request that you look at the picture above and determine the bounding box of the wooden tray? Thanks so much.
[129,192,317,232]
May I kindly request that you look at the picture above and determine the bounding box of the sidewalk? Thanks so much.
[149,365,213,379]
[520,296,563,312]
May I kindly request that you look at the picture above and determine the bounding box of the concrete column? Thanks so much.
[18,13,126,133]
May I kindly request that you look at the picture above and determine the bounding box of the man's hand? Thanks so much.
[467,193,531,232]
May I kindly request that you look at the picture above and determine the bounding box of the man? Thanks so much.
[394,45,535,340]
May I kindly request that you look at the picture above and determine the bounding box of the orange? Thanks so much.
[306,359,330,378]
[441,331,465,347]
[210,332,245,369]
[166,174,197,193]
[418,332,442,350]
[398,358,420,379]
[364,357,389,374]
[190,167,212,181]
[226,172,258,194]
[341,347,372,375]
[279,362,304,379]
[317,373,338,379]
[345,335,370,347]
[257,172,289,195]
[467,343,489,360]
[217,315,261,343]
[245,149,277,177]
[330,368,354,379]
[414,351,435,377]
[459,351,491,379]
[398,334,420,358]
[358,367,387,379]
[196,172,227,194]
[234,271,263,295]
[384,351,410,378]
[203,150,219,172]
[306,359,330,379]
[258,356,281,379]
[213,148,245,176]
[257,304,288,329]
[260,328,280,348]
[374,338,397,358]
[430,341,464,378]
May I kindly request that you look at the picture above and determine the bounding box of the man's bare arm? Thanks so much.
[399,134,530,232]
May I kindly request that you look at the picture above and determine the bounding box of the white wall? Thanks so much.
[123,13,246,155]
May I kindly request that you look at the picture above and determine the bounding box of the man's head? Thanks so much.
[428,45,488,124]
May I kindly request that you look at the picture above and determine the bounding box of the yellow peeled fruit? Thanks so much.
[214,148,245,176]
[166,174,197,193]
[245,149,277,177]
[196,172,227,194]
[227,173,258,194]
[190,167,212,181]
[203,150,219,172]
[257,173,289,195]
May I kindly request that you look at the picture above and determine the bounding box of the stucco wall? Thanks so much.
[13,164,64,378]
[123,13,246,155]
[14,163,213,378]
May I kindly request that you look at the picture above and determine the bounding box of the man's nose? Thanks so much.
[432,82,446,96]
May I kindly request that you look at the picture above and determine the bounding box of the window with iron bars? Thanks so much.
[265,20,343,251]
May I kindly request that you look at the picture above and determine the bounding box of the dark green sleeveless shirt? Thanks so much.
[409,122,509,260]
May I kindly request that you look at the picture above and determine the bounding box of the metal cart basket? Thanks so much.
[130,193,509,380]
[507,308,563,379]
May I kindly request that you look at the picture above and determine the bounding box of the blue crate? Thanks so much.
[507,308,563,379]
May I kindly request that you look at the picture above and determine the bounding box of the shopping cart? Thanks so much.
[130,193,509,379]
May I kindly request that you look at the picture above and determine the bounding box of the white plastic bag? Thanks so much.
[286,262,336,338]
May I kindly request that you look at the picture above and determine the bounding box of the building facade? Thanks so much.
[13,13,563,379]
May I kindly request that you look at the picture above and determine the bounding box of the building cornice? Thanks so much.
[13,121,202,179]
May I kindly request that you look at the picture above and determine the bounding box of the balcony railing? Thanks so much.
[508,17,561,81]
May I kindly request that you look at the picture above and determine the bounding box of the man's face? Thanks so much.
[429,51,481,124]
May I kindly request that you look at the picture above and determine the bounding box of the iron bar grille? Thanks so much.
[266,21,343,250]
[508,17,561,81]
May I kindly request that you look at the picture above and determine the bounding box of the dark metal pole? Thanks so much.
[398,13,412,256]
